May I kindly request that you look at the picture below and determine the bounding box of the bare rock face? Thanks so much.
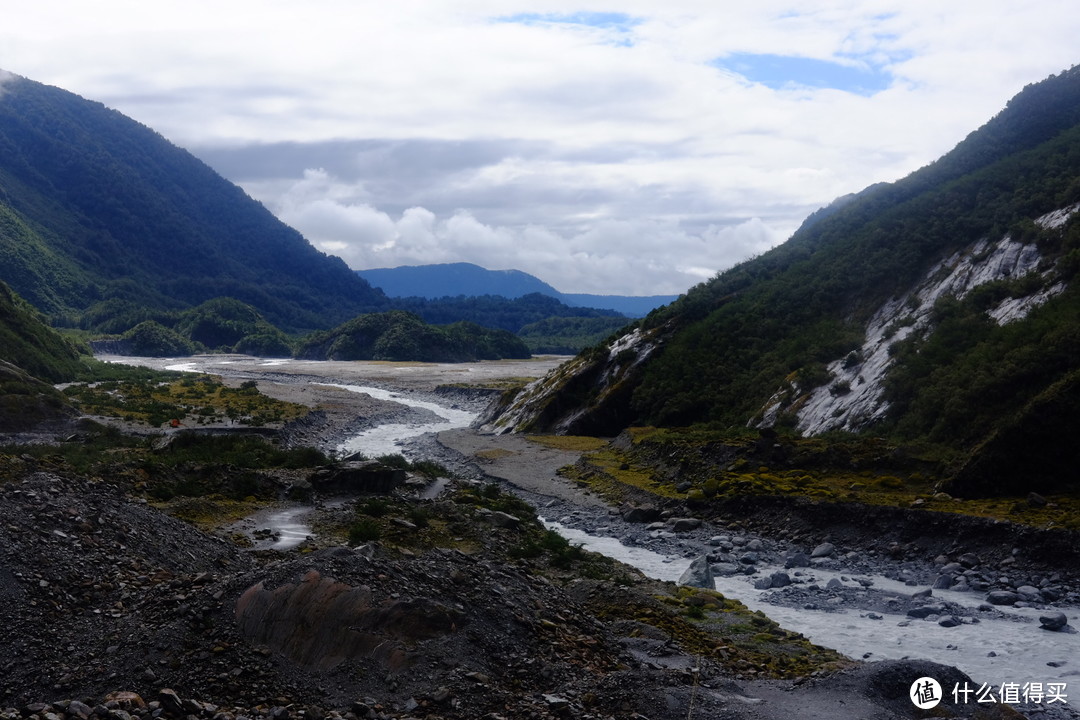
[235,570,464,670]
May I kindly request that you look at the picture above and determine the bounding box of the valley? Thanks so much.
[41,353,1076,719]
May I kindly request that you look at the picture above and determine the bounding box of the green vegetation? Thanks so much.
[0,280,86,382]
[61,372,308,428]
[517,315,631,354]
[558,427,1080,530]
[297,310,531,362]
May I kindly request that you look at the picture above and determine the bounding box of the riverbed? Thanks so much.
[104,354,1080,709]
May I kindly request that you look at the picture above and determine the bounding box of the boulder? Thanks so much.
[621,505,660,523]
[907,604,947,619]
[1039,612,1069,631]
[668,517,702,533]
[986,590,1020,606]
[811,542,836,558]
[784,552,812,569]
[677,555,715,589]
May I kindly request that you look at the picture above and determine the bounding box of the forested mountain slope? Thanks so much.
[487,66,1080,496]
[0,74,385,332]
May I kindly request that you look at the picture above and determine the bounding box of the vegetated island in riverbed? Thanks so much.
[0,360,1071,720]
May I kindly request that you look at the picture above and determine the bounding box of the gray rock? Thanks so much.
[1016,585,1044,602]
[710,562,741,576]
[938,616,962,628]
[908,604,947,619]
[746,538,764,551]
[987,590,1020,606]
[769,571,792,588]
[622,505,660,523]
[785,552,812,569]
[811,542,836,558]
[958,552,981,568]
[932,574,954,590]
[677,555,715,589]
[157,690,185,718]
[668,517,702,532]
[1039,612,1069,631]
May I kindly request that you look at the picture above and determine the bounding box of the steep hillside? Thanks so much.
[0,280,82,431]
[486,66,1080,495]
[0,74,385,332]
[0,279,84,382]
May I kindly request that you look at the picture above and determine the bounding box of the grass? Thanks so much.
[62,373,309,428]
[558,426,1080,531]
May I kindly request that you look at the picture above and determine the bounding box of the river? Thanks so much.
[104,354,1079,700]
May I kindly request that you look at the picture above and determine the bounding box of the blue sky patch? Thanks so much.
[496,12,641,43]
[716,53,894,96]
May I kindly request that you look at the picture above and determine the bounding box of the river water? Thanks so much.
[106,355,1079,699]
[323,375,1078,696]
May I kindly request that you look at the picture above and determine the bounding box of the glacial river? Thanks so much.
[110,355,1079,700]
[323,379,1079,695]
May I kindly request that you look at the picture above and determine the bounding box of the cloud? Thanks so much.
[4,2,1080,294]
[265,167,782,295]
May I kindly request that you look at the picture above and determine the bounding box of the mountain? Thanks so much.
[485,66,1080,498]
[0,74,385,333]
[358,262,679,317]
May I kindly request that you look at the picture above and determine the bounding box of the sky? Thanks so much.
[3,2,1079,296]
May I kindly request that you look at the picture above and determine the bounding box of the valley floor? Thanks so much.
[4,354,1077,719]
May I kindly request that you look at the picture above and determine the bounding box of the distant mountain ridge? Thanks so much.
[358,262,679,317]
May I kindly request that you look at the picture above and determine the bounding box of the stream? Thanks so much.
[315,380,1079,695]
[110,355,1077,699]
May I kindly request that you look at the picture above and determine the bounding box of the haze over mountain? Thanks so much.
[487,66,1080,499]
[358,262,679,317]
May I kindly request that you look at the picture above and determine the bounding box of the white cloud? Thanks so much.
[3,2,1079,294]
[266,168,783,294]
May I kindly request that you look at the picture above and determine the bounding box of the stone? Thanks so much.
[677,555,715,589]
[487,511,521,530]
[157,690,185,718]
[938,616,962,628]
[958,552,981,568]
[668,517,702,533]
[768,571,792,588]
[66,702,93,720]
[1039,612,1069,631]
[932,575,954,590]
[811,542,835,558]
[784,552,812,569]
[907,604,946,619]
[622,505,660,523]
[1016,585,1044,602]
[986,590,1020,606]
[1027,492,1048,507]
[710,562,740,576]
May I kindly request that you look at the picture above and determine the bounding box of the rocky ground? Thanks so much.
[1,355,1077,719]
